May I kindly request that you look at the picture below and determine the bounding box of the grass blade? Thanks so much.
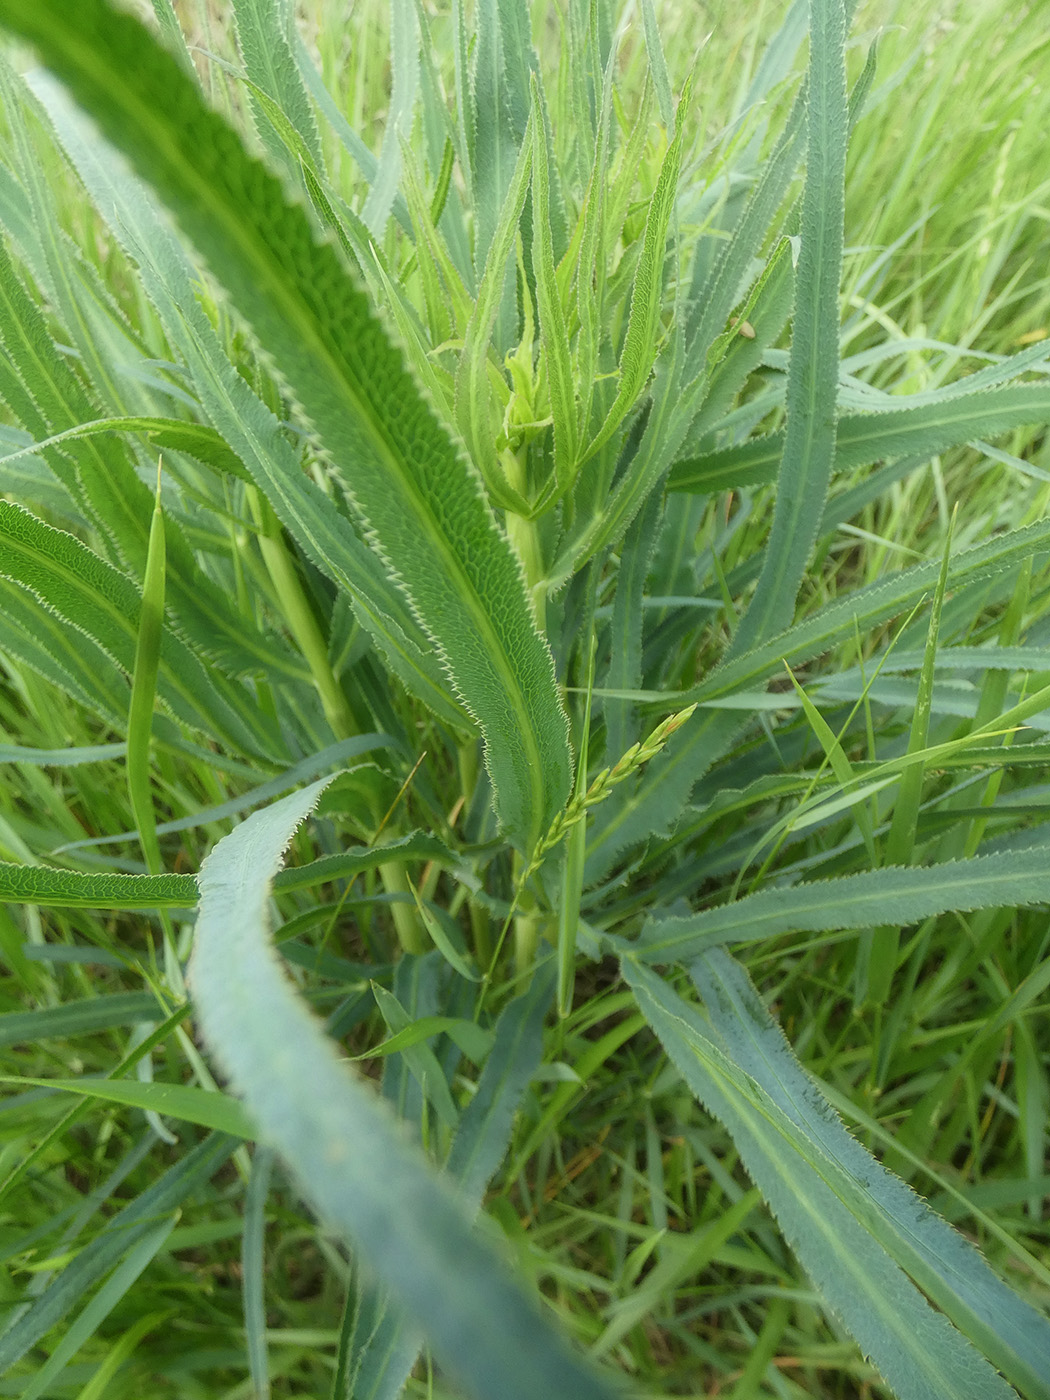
[669,384,1050,494]
[0,993,165,1047]
[0,1133,237,1374]
[126,462,165,876]
[5,0,571,850]
[691,948,1050,1400]
[623,957,1019,1400]
[578,72,693,468]
[728,0,847,655]
[188,779,622,1400]
[346,967,554,1399]
[634,844,1050,962]
[0,1074,255,1137]
[242,1145,274,1400]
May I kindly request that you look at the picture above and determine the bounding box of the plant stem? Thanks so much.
[502,447,549,973]
[250,490,357,739]
[250,489,425,954]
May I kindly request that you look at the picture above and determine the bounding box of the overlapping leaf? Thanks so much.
[188,779,620,1400]
[0,0,571,850]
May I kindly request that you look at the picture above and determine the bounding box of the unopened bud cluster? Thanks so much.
[528,704,697,874]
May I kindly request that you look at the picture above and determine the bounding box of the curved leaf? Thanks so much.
[623,958,1019,1400]
[635,844,1050,962]
[691,949,1050,1400]
[188,779,621,1400]
[0,0,571,849]
[669,384,1050,494]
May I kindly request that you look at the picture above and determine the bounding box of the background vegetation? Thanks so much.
[0,0,1047,1397]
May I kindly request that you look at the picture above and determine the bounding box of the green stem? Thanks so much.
[502,446,546,631]
[457,740,492,966]
[502,447,550,973]
[250,489,425,954]
[250,490,357,739]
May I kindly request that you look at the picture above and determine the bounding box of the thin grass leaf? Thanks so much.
[570,38,617,445]
[0,1132,237,1374]
[558,638,598,1017]
[784,666,877,867]
[290,30,411,235]
[578,71,693,468]
[690,949,1050,1400]
[634,844,1050,963]
[188,778,622,1400]
[585,515,1050,879]
[0,502,282,761]
[397,135,472,340]
[669,384,1050,494]
[242,1145,274,1400]
[455,104,535,509]
[728,0,847,656]
[0,1075,257,1138]
[52,735,403,855]
[530,71,578,496]
[370,982,459,1130]
[338,966,551,1400]
[16,1216,176,1400]
[361,0,419,236]
[685,517,1050,711]
[0,993,164,1047]
[0,741,124,765]
[685,70,806,360]
[126,462,165,876]
[470,0,535,321]
[623,957,1019,1400]
[864,518,954,1002]
[639,0,673,126]
[0,414,253,485]
[604,486,664,762]
[6,1,573,847]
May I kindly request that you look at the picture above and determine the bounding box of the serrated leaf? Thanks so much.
[635,845,1050,963]
[623,957,1019,1400]
[579,72,693,468]
[691,948,1050,1400]
[5,3,571,849]
[231,0,323,171]
[187,779,622,1400]
[728,0,847,655]
[0,860,197,909]
[669,384,1050,494]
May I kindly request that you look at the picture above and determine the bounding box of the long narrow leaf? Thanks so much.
[691,948,1050,1399]
[622,958,1018,1400]
[634,844,1050,962]
[188,779,621,1400]
[3,0,571,850]
[728,0,847,655]
[347,965,555,1400]
[669,384,1050,494]
[0,1133,237,1374]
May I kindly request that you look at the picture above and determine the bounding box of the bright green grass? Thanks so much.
[0,1,1048,1398]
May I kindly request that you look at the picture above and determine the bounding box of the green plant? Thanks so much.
[0,0,1048,1396]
